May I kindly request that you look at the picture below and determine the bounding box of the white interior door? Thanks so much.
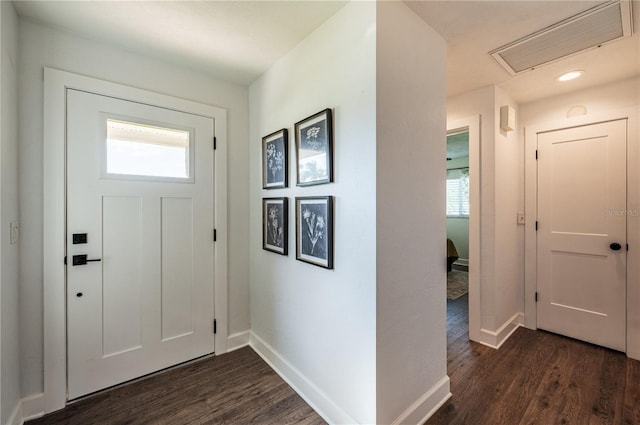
[66,89,215,399]
[537,119,627,351]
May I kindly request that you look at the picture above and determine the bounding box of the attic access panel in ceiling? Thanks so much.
[490,0,633,76]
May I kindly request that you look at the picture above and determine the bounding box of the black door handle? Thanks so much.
[72,254,102,266]
[610,243,622,251]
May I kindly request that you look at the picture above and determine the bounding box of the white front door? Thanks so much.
[537,119,627,351]
[66,89,215,399]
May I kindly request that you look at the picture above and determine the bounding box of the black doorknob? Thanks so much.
[610,243,622,251]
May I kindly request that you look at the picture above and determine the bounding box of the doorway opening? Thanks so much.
[445,116,480,345]
[446,129,470,297]
[445,128,471,361]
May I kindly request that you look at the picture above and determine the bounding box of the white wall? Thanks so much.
[248,3,376,423]
[493,86,522,329]
[1,1,21,423]
[376,2,449,424]
[448,85,523,345]
[520,77,640,125]
[447,218,469,261]
[18,18,251,397]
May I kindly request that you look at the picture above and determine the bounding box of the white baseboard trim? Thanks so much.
[21,393,45,421]
[390,376,451,425]
[226,330,250,352]
[478,312,524,349]
[6,401,22,425]
[4,393,47,425]
[249,331,357,425]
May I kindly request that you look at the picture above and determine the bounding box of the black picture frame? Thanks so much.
[262,129,288,189]
[263,197,288,255]
[294,109,333,186]
[295,196,333,269]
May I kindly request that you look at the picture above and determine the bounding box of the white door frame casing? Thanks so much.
[524,107,640,360]
[43,68,229,413]
[446,116,481,343]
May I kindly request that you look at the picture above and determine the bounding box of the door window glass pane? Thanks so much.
[106,119,190,179]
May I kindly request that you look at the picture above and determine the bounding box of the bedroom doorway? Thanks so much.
[446,130,470,302]
[446,115,480,344]
[446,128,471,351]
[446,130,469,282]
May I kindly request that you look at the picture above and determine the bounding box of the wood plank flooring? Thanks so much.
[27,347,325,425]
[425,294,640,425]
[28,296,640,424]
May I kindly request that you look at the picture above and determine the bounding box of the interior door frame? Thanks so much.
[524,107,640,360]
[43,68,229,413]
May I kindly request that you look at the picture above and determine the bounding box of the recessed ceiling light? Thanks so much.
[557,70,584,82]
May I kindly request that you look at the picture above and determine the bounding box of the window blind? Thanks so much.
[446,167,469,216]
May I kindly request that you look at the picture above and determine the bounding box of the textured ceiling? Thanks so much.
[14,1,640,103]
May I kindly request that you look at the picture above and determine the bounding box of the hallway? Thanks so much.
[426,295,640,425]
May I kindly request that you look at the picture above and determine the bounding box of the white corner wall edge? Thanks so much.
[227,331,250,352]
[478,313,524,349]
[389,376,451,425]
[4,393,45,425]
[249,332,357,425]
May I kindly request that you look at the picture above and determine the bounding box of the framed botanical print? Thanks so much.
[262,129,288,189]
[295,109,333,186]
[263,197,288,255]
[295,196,333,269]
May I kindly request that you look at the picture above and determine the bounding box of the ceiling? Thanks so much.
[406,0,639,103]
[13,1,640,103]
[13,1,348,86]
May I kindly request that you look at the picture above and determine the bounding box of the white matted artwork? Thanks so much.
[263,197,288,255]
[295,196,333,269]
[295,109,333,186]
[262,129,288,189]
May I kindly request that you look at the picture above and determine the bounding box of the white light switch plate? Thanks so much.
[10,221,19,244]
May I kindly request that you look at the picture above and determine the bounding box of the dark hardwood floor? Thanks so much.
[28,296,640,425]
[426,294,640,425]
[28,347,325,425]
